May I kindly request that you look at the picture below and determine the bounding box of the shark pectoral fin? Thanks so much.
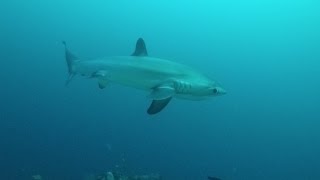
[147,85,174,114]
[131,38,148,56]
[147,97,172,115]
[98,79,109,89]
[148,86,175,100]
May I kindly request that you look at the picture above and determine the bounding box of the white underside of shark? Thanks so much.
[63,38,226,114]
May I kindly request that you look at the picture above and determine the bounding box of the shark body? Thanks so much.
[63,38,226,114]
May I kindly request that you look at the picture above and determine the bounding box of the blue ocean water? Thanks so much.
[0,0,319,179]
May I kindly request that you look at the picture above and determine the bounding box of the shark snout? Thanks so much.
[216,87,227,95]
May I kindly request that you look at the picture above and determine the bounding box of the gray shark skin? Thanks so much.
[63,38,226,115]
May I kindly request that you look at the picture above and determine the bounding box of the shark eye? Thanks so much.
[212,88,218,94]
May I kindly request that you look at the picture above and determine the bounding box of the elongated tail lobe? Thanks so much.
[62,41,80,85]
[62,41,78,75]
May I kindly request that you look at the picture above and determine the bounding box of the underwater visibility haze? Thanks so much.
[0,0,320,179]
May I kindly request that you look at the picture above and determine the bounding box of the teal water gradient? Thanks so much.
[0,0,319,179]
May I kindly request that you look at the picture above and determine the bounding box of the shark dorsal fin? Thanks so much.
[131,38,148,56]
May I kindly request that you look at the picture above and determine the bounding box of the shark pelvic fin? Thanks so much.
[147,97,172,115]
[131,38,148,56]
[98,79,109,89]
[91,70,108,78]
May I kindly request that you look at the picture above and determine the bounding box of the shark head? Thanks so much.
[210,86,227,96]
[174,79,226,101]
[196,84,226,97]
[187,79,226,98]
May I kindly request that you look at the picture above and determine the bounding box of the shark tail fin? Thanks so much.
[62,41,79,86]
